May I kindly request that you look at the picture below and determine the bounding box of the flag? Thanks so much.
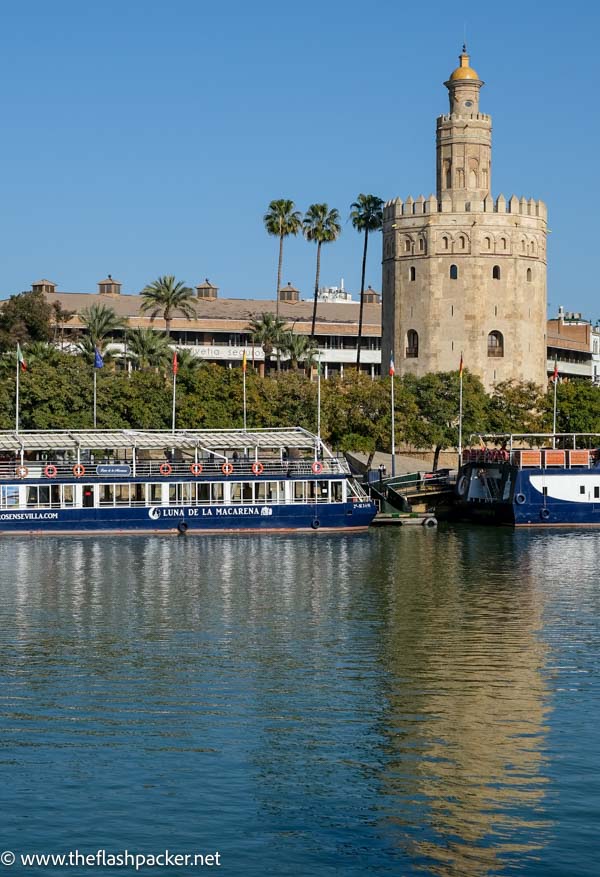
[389,355,395,377]
[459,352,464,376]
[552,359,559,382]
[16,343,27,372]
[172,350,179,376]
[242,351,247,373]
[94,347,104,369]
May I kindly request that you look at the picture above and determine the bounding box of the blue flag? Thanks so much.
[94,347,104,369]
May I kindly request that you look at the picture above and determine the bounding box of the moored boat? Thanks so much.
[0,427,376,534]
[454,433,600,527]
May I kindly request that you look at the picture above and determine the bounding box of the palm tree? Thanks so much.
[126,328,171,371]
[303,204,341,338]
[280,331,317,372]
[350,194,384,368]
[247,313,288,376]
[140,275,196,336]
[23,341,63,366]
[80,303,125,354]
[173,348,202,375]
[263,199,302,320]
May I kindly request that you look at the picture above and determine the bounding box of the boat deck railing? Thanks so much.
[0,457,351,481]
[463,448,596,469]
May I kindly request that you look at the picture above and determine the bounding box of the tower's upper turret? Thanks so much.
[436,47,491,201]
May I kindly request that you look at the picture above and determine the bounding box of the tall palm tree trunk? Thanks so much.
[356,228,369,368]
[310,241,322,339]
[165,315,171,337]
[275,232,284,320]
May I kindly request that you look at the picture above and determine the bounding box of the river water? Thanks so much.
[0,528,598,876]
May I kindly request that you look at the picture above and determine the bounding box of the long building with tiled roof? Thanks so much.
[34,277,383,377]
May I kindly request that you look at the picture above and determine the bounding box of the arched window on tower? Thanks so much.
[487,331,504,357]
[405,238,411,253]
[527,268,532,282]
[419,237,425,253]
[530,240,537,255]
[406,330,419,358]
[484,237,491,250]
[458,235,466,250]
[492,265,501,280]
[442,236,449,250]
[450,264,458,280]
[409,266,416,281]
[501,238,508,251]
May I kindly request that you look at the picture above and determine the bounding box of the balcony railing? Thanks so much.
[0,457,350,481]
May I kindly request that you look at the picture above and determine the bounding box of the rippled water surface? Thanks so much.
[1,528,599,875]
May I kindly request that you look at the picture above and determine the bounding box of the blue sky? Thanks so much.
[0,0,597,317]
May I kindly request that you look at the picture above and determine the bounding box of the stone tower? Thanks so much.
[381,48,547,390]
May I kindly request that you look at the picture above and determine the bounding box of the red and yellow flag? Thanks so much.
[172,351,179,376]
[459,352,464,376]
[242,351,247,373]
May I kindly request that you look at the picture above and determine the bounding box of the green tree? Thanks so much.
[51,299,75,348]
[263,199,302,321]
[350,194,384,368]
[247,313,288,376]
[140,275,196,336]
[302,203,341,338]
[403,370,489,469]
[488,380,545,434]
[541,380,600,435]
[80,303,125,354]
[126,328,171,371]
[0,289,54,349]
[280,331,317,371]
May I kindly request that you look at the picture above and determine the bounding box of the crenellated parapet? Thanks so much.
[383,194,547,220]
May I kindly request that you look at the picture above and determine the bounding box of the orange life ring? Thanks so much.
[159,463,172,476]
[44,464,58,478]
[312,461,323,475]
[190,462,203,476]
[221,462,234,475]
[15,465,29,479]
[251,461,264,476]
[73,464,85,478]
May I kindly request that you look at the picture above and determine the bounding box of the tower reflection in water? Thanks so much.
[375,528,551,876]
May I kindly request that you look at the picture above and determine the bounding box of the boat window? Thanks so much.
[131,484,144,505]
[211,483,224,504]
[580,485,585,495]
[242,482,253,502]
[294,481,305,501]
[169,483,192,504]
[115,484,131,505]
[82,486,94,508]
[331,481,343,502]
[256,481,279,502]
[306,481,316,501]
[317,481,329,501]
[230,483,242,503]
[26,487,38,508]
[595,486,600,499]
[197,483,210,503]
[62,485,74,507]
[148,484,162,505]
[50,485,61,507]
[37,486,51,508]
[1,486,19,508]
[99,484,114,505]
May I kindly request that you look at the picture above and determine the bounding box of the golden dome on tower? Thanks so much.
[449,46,479,81]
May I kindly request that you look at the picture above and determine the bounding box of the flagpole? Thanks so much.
[317,352,321,441]
[172,369,177,434]
[390,370,396,477]
[93,369,97,428]
[243,358,247,432]
[15,350,19,434]
[458,353,464,465]
[552,375,558,449]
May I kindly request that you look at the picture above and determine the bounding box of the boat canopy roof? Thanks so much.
[0,427,325,454]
